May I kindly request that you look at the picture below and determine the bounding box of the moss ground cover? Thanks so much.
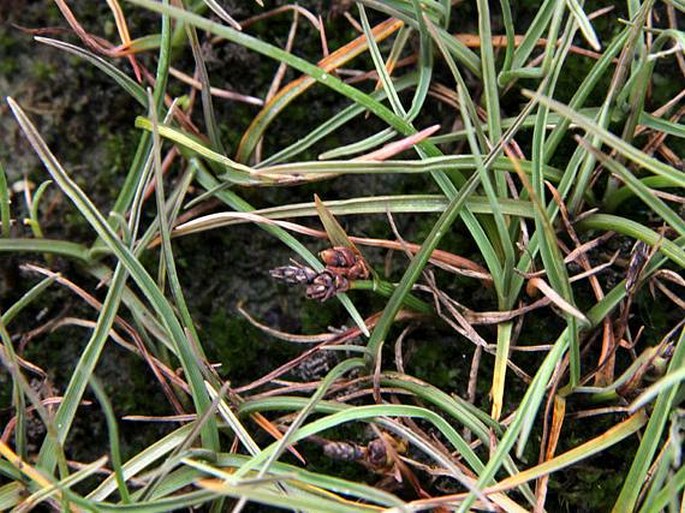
[1,1,683,511]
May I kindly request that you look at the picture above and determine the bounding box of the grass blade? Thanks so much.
[7,97,220,466]
[613,326,685,512]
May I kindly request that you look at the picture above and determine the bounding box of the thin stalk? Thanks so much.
[0,161,10,237]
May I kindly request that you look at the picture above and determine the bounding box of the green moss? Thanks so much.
[31,60,57,82]
[203,313,296,384]
[406,334,469,390]
[549,460,628,512]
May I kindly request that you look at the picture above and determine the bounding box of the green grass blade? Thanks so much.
[640,111,685,138]
[405,1,433,121]
[358,4,406,117]
[498,0,515,75]
[204,383,260,456]
[195,477,378,513]
[135,118,257,184]
[364,171,481,368]
[495,411,647,491]
[147,90,214,384]
[1,275,56,327]
[8,98,220,465]
[240,358,365,480]
[508,0,556,74]
[172,195,534,238]
[318,128,396,160]
[88,376,131,503]
[258,155,559,177]
[26,180,51,240]
[0,239,90,262]
[0,161,10,237]
[577,213,685,269]
[530,101,583,384]
[629,366,685,412]
[579,141,685,237]
[0,483,23,511]
[524,90,685,188]
[613,326,685,512]
[564,0,601,50]
[185,20,224,154]
[35,37,148,108]
[639,465,685,513]
[238,402,485,481]
[477,0,503,145]
[88,424,195,501]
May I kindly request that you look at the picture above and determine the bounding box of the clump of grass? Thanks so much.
[1,1,684,512]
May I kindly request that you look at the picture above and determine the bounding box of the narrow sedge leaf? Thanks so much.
[0,161,10,237]
[357,4,406,116]
[147,88,215,428]
[205,382,260,456]
[640,112,685,138]
[88,424,196,501]
[613,326,685,512]
[195,478,377,513]
[172,195,534,240]
[35,37,148,107]
[259,156,560,178]
[135,118,259,183]
[0,438,59,501]
[19,456,109,511]
[1,275,56,326]
[564,0,601,50]
[236,403,485,481]
[88,377,130,503]
[7,97,219,465]
[491,322,513,420]
[523,90,685,188]
[318,127,396,160]
[265,75,418,165]
[476,0,503,143]
[28,180,52,239]
[0,239,90,262]
[629,366,685,412]
[202,0,241,30]
[492,412,647,492]
[577,214,685,269]
[0,483,23,511]
[603,176,676,212]
[185,18,225,155]
[210,453,405,508]
[578,138,685,238]
[638,465,685,513]
[509,0,556,72]
[313,195,358,250]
